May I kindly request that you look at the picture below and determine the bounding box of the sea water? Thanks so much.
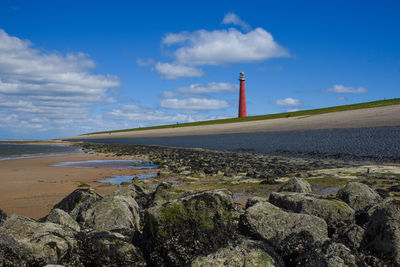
[0,142,82,160]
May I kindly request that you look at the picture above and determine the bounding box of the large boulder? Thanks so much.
[339,224,365,250]
[151,182,192,206]
[320,241,358,267]
[278,177,312,193]
[269,192,354,236]
[109,184,151,209]
[191,239,281,267]
[240,201,328,246]
[82,194,141,234]
[43,208,81,232]
[143,189,242,266]
[78,230,146,266]
[363,199,400,265]
[337,182,382,224]
[0,215,78,266]
[53,188,102,222]
[276,232,357,267]
[0,208,7,226]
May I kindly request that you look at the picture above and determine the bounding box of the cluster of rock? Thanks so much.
[79,143,357,182]
[0,176,399,266]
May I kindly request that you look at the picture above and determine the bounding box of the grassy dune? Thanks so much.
[86,98,400,135]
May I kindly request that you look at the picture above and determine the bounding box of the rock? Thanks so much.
[275,231,324,266]
[191,239,281,267]
[83,194,141,234]
[337,182,382,213]
[78,231,146,266]
[0,214,78,266]
[339,224,365,250]
[44,208,81,232]
[151,182,191,206]
[363,199,400,265]
[53,188,102,222]
[246,197,267,209]
[240,201,328,246]
[109,184,151,209]
[276,233,357,267]
[269,192,354,237]
[0,208,7,226]
[143,189,241,266]
[278,177,312,193]
[321,241,357,267]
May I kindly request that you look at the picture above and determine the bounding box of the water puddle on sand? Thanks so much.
[99,173,157,185]
[53,160,157,169]
[54,159,158,186]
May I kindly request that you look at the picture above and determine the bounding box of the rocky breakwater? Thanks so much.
[1,178,399,266]
[79,143,358,182]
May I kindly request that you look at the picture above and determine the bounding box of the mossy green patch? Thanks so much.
[158,197,232,236]
[327,199,352,211]
[78,182,90,188]
[306,177,352,192]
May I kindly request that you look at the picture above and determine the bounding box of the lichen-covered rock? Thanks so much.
[151,182,191,206]
[78,230,146,266]
[245,197,267,209]
[276,232,358,267]
[337,182,382,225]
[339,224,365,250]
[240,201,328,246]
[109,184,151,209]
[269,192,354,236]
[278,177,312,193]
[363,199,400,265]
[337,182,382,210]
[0,214,78,266]
[53,188,102,222]
[321,242,357,267]
[143,189,241,266]
[191,239,281,267]
[0,208,7,226]
[44,208,81,232]
[83,194,141,234]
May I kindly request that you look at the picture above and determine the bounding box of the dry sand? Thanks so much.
[65,104,400,140]
[0,153,156,219]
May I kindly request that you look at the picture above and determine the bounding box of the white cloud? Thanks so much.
[221,13,250,31]
[276,97,302,106]
[0,29,120,136]
[106,104,229,125]
[162,27,289,66]
[325,84,367,94]
[160,98,229,110]
[136,58,155,67]
[154,62,204,79]
[176,82,237,94]
[153,14,288,79]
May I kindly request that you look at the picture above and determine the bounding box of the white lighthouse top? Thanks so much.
[239,71,246,81]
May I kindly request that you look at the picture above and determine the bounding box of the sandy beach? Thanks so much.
[0,152,156,219]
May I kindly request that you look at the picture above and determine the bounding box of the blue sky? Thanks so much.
[0,0,399,139]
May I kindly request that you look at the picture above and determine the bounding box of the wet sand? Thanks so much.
[0,153,156,219]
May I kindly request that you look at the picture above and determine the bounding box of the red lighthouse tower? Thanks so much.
[238,71,247,117]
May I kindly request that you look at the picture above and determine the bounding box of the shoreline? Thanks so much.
[0,152,157,219]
